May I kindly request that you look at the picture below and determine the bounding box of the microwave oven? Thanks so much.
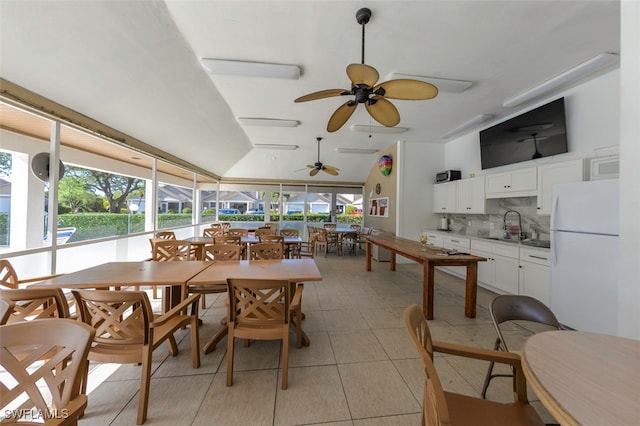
[435,170,461,183]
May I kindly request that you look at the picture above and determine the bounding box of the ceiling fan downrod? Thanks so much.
[356,8,371,65]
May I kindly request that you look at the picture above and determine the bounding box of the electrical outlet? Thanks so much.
[467,221,472,227]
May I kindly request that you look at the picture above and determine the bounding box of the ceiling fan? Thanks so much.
[302,137,339,176]
[294,7,438,132]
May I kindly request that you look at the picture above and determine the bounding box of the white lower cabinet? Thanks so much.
[470,240,519,294]
[519,247,551,305]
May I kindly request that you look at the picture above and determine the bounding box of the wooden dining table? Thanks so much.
[364,234,486,320]
[521,330,640,426]
[31,261,214,312]
[187,258,322,354]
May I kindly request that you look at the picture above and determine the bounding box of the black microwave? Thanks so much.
[435,170,461,183]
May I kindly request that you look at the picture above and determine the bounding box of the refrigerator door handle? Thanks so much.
[551,232,557,266]
[550,192,560,231]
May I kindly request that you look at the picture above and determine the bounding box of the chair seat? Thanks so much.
[188,284,227,294]
[446,391,545,426]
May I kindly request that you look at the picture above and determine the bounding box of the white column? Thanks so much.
[145,158,157,232]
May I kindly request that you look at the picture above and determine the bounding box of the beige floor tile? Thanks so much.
[373,327,418,360]
[193,369,277,426]
[392,358,425,403]
[329,329,389,363]
[80,379,140,425]
[322,309,369,330]
[339,360,421,419]
[288,331,336,368]
[274,365,351,426]
[110,374,213,425]
[353,413,422,425]
[219,339,282,373]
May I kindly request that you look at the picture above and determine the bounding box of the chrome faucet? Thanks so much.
[503,210,524,240]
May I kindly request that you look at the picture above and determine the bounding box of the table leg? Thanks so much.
[366,241,372,271]
[423,261,435,320]
[390,252,396,271]
[464,263,478,318]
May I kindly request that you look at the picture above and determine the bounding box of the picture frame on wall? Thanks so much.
[369,197,389,218]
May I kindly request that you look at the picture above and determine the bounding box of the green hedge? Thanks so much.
[0,213,8,246]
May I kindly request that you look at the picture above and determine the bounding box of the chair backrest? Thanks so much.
[291,241,315,259]
[155,231,176,240]
[73,289,154,355]
[255,228,276,237]
[314,227,328,242]
[210,223,223,231]
[0,288,70,324]
[342,231,358,242]
[259,235,284,244]
[490,295,562,351]
[214,235,242,246]
[279,228,299,238]
[202,244,242,262]
[0,259,19,289]
[263,222,277,230]
[250,242,283,260]
[227,228,249,237]
[151,239,193,261]
[350,224,362,232]
[203,227,223,237]
[219,222,231,233]
[226,278,290,329]
[323,223,337,230]
[404,304,450,426]
[0,319,95,421]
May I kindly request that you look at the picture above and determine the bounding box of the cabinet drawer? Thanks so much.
[494,244,519,259]
[426,233,444,248]
[470,240,494,253]
[443,236,470,251]
[519,247,551,266]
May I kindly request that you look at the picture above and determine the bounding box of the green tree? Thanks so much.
[67,167,145,213]
[58,176,100,213]
[0,152,11,178]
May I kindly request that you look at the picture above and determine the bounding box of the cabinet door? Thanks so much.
[456,179,471,212]
[472,249,495,287]
[433,184,446,213]
[468,176,486,213]
[537,160,584,215]
[486,172,511,194]
[510,167,537,192]
[444,182,457,212]
[494,255,520,294]
[519,261,550,305]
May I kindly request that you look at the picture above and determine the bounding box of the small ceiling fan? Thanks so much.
[302,137,339,176]
[294,7,438,132]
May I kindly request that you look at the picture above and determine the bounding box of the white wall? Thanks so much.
[444,70,621,175]
[397,141,445,240]
[617,1,640,340]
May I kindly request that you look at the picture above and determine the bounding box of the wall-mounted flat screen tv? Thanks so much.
[479,97,568,169]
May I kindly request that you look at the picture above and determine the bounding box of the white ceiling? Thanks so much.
[0,1,620,184]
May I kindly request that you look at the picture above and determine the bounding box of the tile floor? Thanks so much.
[79,253,556,425]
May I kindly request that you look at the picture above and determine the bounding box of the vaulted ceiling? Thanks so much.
[0,1,620,184]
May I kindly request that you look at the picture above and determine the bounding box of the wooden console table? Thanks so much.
[365,234,486,319]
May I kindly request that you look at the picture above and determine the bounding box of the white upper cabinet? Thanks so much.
[433,181,457,213]
[456,176,494,214]
[536,159,584,215]
[485,167,537,198]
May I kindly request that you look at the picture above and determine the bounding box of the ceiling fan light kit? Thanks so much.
[387,73,473,93]
[441,114,495,139]
[201,58,301,79]
[237,117,299,127]
[502,52,619,108]
[253,144,299,150]
[350,124,408,134]
[294,7,438,132]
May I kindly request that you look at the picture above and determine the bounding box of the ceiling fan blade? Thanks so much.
[346,63,379,87]
[366,96,400,127]
[309,168,320,176]
[327,101,357,132]
[323,165,340,176]
[374,79,438,100]
[295,89,349,103]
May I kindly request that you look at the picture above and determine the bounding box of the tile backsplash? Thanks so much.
[444,197,550,240]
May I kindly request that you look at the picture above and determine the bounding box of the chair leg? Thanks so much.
[481,338,502,399]
[281,327,289,390]
[190,314,201,368]
[226,326,235,387]
[201,294,206,309]
[137,346,153,425]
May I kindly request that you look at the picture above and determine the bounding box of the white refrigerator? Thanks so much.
[550,179,619,335]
